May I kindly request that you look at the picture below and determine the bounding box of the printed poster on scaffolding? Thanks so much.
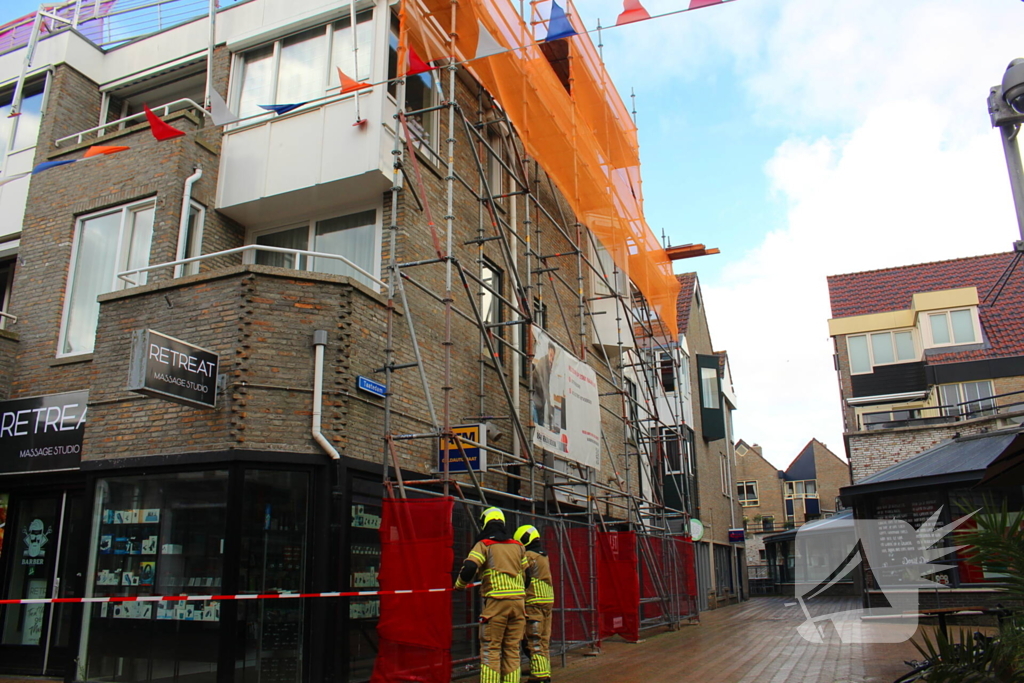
[530,326,601,469]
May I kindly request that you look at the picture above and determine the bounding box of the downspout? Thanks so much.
[312,330,340,459]
[174,167,203,278]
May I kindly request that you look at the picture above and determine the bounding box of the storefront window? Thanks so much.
[0,494,7,562]
[82,471,229,682]
[236,470,309,683]
[347,483,382,682]
[2,497,59,647]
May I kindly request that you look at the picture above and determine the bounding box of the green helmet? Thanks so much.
[480,507,505,527]
[514,524,540,546]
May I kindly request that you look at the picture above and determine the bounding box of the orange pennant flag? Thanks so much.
[337,67,372,94]
[84,145,130,158]
[616,0,650,25]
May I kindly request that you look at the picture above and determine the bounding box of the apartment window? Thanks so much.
[700,366,719,409]
[847,329,916,374]
[624,377,639,444]
[251,209,379,288]
[0,258,12,331]
[720,454,728,495]
[235,11,373,119]
[175,201,205,277]
[939,380,995,418]
[522,299,545,376]
[659,351,676,393]
[59,200,156,356]
[927,308,978,347]
[1,79,46,159]
[663,428,682,474]
[784,480,818,499]
[593,243,627,298]
[480,259,504,362]
[761,516,774,532]
[387,18,439,149]
[737,481,758,507]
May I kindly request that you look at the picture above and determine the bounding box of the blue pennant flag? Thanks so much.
[546,1,577,41]
[33,159,76,174]
[258,103,307,115]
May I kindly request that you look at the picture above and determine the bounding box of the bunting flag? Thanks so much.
[209,89,240,126]
[545,0,577,41]
[33,159,76,174]
[689,0,724,8]
[407,45,435,76]
[143,104,186,141]
[0,172,31,188]
[258,103,306,115]
[473,21,504,60]
[616,0,650,25]
[84,145,130,157]
[337,67,372,94]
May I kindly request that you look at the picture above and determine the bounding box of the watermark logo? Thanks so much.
[792,508,975,644]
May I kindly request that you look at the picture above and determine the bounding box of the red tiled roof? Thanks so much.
[675,273,697,334]
[827,252,1024,364]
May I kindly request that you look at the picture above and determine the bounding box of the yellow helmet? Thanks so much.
[514,524,540,546]
[480,507,505,527]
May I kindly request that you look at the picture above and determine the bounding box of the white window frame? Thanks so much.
[938,380,996,417]
[847,328,918,375]
[0,73,49,176]
[175,200,206,278]
[385,12,442,154]
[229,8,376,121]
[245,203,383,290]
[58,199,156,358]
[784,479,818,500]
[923,307,981,349]
[0,257,13,331]
[737,480,758,507]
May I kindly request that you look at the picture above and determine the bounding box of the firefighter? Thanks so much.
[515,525,553,683]
[455,507,529,683]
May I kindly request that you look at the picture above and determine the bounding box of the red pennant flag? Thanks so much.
[337,67,372,94]
[143,104,186,141]
[616,0,650,25]
[84,145,130,157]
[689,0,724,8]
[407,45,434,76]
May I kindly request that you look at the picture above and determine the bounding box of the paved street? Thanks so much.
[549,596,926,683]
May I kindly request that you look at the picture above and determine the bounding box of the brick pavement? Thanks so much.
[547,596,927,683]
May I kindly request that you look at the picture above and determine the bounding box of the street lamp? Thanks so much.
[989,59,1024,250]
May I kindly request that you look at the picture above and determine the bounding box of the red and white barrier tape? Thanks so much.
[0,584,479,606]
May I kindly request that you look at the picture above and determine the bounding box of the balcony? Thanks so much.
[216,91,394,227]
[856,390,1024,431]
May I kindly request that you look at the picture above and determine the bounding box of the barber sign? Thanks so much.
[128,330,219,409]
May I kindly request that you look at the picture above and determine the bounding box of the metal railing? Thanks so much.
[1,0,217,57]
[116,244,386,288]
[55,98,207,147]
[858,389,1024,431]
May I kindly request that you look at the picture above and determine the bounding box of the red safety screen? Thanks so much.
[549,526,596,645]
[371,497,454,683]
[674,538,698,617]
[639,535,664,623]
[597,531,639,642]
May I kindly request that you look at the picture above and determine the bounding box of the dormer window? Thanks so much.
[847,329,916,374]
[925,308,978,347]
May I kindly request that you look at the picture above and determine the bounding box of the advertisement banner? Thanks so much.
[0,390,87,474]
[530,326,601,468]
[127,330,219,409]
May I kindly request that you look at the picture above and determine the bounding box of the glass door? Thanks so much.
[0,491,78,674]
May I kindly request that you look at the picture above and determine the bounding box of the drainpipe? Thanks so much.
[312,330,340,459]
[174,167,203,278]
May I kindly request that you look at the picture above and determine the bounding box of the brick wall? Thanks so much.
[0,330,17,400]
[847,420,992,482]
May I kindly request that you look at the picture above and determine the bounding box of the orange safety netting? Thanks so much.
[402,0,679,336]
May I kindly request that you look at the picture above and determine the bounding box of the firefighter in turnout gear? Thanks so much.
[515,525,554,682]
[455,507,530,683]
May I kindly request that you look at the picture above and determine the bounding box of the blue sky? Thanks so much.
[6,0,1024,468]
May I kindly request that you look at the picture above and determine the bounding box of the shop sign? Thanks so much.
[729,528,745,543]
[437,424,487,472]
[689,518,705,542]
[128,329,219,408]
[0,390,87,474]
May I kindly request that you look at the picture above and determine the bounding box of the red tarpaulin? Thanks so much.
[597,531,639,642]
[674,538,698,617]
[549,526,596,645]
[639,535,664,623]
[371,497,454,683]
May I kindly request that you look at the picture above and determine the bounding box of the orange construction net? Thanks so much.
[403,0,679,336]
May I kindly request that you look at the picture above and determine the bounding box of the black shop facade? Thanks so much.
[0,332,398,682]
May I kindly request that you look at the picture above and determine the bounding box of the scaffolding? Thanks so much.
[376,0,702,674]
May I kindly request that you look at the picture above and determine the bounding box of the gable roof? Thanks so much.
[675,273,697,335]
[827,252,1024,364]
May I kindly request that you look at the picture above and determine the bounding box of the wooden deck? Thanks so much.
[551,596,928,683]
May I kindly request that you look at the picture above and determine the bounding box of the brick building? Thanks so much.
[658,272,743,609]
[827,252,1024,482]
[0,0,701,679]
